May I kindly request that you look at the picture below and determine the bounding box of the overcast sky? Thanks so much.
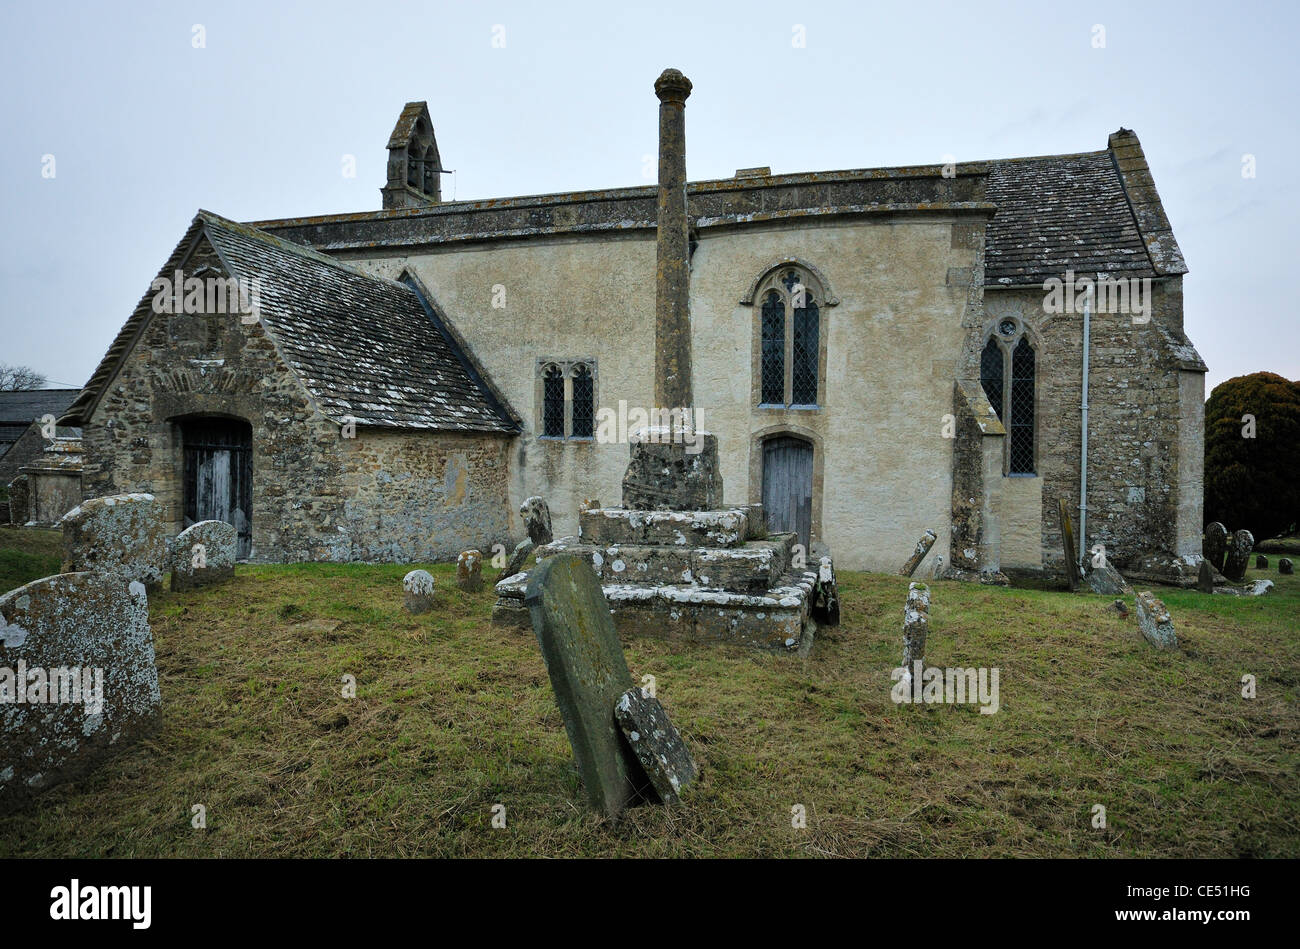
[1,0,1294,393]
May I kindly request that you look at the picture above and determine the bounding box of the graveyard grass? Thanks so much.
[1,529,1297,858]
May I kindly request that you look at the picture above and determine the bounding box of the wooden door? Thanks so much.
[182,419,252,558]
[762,436,813,550]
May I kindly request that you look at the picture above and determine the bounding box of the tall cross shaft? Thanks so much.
[653,68,693,416]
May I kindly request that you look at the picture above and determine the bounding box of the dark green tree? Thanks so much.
[1204,371,1300,541]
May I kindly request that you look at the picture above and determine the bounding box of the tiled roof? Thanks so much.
[63,213,518,434]
[0,389,79,429]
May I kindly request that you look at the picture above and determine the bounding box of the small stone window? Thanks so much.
[537,359,597,440]
[980,320,1037,475]
[752,264,826,409]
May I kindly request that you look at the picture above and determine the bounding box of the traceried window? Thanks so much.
[754,266,824,408]
[979,321,1036,475]
[538,359,597,440]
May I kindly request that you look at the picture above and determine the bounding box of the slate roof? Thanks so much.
[63,213,518,434]
[0,390,78,444]
[984,151,1163,286]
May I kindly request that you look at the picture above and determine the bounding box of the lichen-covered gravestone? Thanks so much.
[456,550,483,592]
[1057,498,1080,592]
[902,581,931,678]
[1203,522,1228,573]
[497,538,534,582]
[899,529,937,578]
[403,569,436,613]
[1085,561,1132,596]
[614,687,698,804]
[1135,591,1177,650]
[525,553,642,819]
[7,474,30,526]
[60,493,168,590]
[0,572,162,814]
[519,496,553,546]
[170,520,237,591]
[1222,529,1254,582]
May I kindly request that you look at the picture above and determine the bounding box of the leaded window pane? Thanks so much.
[980,338,1004,421]
[571,364,594,438]
[761,290,785,404]
[542,364,564,437]
[1010,337,1035,474]
[791,297,819,405]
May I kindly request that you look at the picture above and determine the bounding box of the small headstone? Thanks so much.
[59,493,168,589]
[1256,554,1269,569]
[614,687,698,804]
[899,529,938,578]
[498,538,535,582]
[456,550,483,592]
[170,520,237,591]
[403,569,436,613]
[1280,558,1294,575]
[902,582,931,676]
[1058,498,1080,592]
[1197,559,1215,594]
[1135,591,1177,650]
[7,474,30,526]
[0,572,162,814]
[525,553,640,818]
[1085,562,1131,596]
[1222,529,1254,582]
[1203,522,1228,573]
[519,496,553,546]
[810,556,840,626]
[932,554,943,580]
[1111,599,1129,617]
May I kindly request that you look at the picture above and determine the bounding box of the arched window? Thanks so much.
[979,320,1036,475]
[754,266,824,408]
[571,363,594,438]
[542,363,564,437]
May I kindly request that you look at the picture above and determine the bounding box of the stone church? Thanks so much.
[61,73,1205,577]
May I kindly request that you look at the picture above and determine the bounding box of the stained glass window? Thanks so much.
[571,364,594,438]
[980,338,1004,422]
[791,295,819,405]
[1009,337,1035,474]
[761,290,785,404]
[542,364,564,437]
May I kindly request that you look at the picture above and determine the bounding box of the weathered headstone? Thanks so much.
[1197,559,1215,594]
[1085,562,1132,596]
[170,519,237,591]
[456,550,483,592]
[403,569,436,613]
[1256,554,1269,569]
[497,538,534,582]
[1058,498,1080,592]
[614,687,698,804]
[1222,529,1254,582]
[899,529,938,578]
[902,582,931,678]
[1280,557,1294,575]
[7,474,30,526]
[519,496,553,546]
[1135,591,1177,650]
[59,493,168,589]
[811,556,841,626]
[0,572,162,814]
[1203,522,1228,573]
[525,553,640,818]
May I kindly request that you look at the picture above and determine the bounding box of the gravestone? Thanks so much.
[614,687,698,804]
[1280,558,1294,575]
[1058,498,1080,592]
[7,474,30,526]
[1256,555,1269,569]
[525,553,641,818]
[899,529,937,578]
[1203,522,1228,573]
[456,550,483,592]
[1135,591,1177,650]
[1197,559,1215,594]
[170,520,237,591]
[498,538,534,582]
[0,572,162,814]
[60,493,168,589]
[1222,529,1254,582]
[519,497,553,546]
[902,582,931,676]
[403,569,436,613]
[811,556,840,626]
[1086,562,1132,596]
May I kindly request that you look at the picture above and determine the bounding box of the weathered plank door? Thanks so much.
[181,419,252,558]
[762,436,813,550]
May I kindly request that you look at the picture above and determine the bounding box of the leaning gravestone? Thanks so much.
[899,529,937,578]
[1058,498,1080,592]
[60,493,168,590]
[614,687,698,804]
[525,553,642,819]
[1279,558,1294,575]
[0,572,162,814]
[519,496,553,546]
[498,538,534,582]
[170,520,237,591]
[1222,529,1254,582]
[1135,591,1177,650]
[402,569,436,614]
[456,550,483,592]
[1203,522,1228,573]
[1085,561,1132,596]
